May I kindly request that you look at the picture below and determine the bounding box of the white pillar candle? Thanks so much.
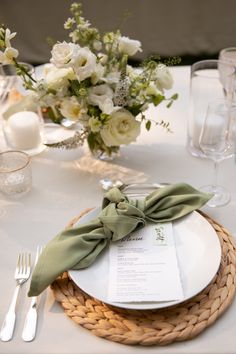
[8,111,42,150]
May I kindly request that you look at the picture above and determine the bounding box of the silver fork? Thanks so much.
[22,246,43,342]
[0,253,31,342]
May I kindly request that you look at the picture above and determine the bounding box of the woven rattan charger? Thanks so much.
[51,209,236,346]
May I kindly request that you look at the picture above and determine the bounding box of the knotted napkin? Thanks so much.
[28,183,212,296]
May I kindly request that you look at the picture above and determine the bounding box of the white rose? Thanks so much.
[50,42,79,68]
[73,47,97,81]
[118,36,142,56]
[59,96,87,121]
[44,65,75,90]
[88,84,115,114]
[155,64,173,90]
[100,109,141,146]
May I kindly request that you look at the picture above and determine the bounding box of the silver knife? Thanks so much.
[22,246,43,342]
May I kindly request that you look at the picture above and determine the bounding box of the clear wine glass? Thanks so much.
[199,99,236,207]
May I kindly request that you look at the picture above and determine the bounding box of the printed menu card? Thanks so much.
[108,223,184,302]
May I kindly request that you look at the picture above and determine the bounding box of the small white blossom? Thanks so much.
[93,40,102,51]
[118,36,142,56]
[0,47,19,64]
[89,117,102,132]
[97,53,108,65]
[64,17,76,29]
[69,31,79,43]
[4,28,17,47]
[155,64,173,91]
[59,96,87,121]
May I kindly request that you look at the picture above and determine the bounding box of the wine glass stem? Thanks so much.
[213,160,219,192]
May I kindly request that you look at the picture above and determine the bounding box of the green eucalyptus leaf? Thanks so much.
[171,93,178,100]
[128,104,143,116]
[152,94,165,106]
[166,101,173,108]
[145,120,151,131]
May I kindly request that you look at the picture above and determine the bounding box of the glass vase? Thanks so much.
[87,132,120,161]
[89,145,120,161]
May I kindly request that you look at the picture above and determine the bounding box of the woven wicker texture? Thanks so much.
[51,211,236,346]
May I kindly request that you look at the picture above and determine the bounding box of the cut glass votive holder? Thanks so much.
[0,150,32,197]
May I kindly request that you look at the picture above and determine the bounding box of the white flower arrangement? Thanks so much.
[0,2,178,157]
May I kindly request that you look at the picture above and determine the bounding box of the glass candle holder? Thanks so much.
[0,151,32,197]
[0,63,45,155]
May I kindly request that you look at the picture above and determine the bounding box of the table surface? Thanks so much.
[0,66,236,354]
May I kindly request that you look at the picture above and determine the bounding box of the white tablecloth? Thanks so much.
[0,66,236,354]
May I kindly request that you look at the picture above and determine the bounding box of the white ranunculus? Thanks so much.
[155,64,173,90]
[59,96,87,121]
[50,42,79,68]
[118,36,142,56]
[73,47,97,81]
[0,47,19,64]
[88,84,115,114]
[44,65,75,90]
[100,109,141,146]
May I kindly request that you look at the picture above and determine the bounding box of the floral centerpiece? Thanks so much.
[0,3,178,158]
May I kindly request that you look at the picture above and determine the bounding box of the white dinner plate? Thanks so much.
[69,209,221,310]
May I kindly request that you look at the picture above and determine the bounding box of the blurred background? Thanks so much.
[1,0,236,66]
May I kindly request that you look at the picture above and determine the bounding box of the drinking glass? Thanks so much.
[199,99,236,207]
[0,151,32,197]
[187,60,235,157]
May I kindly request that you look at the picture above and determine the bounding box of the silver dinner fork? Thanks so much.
[0,253,31,342]
[22,245,43,342]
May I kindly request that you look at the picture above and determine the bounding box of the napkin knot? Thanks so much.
[98,198,146,242]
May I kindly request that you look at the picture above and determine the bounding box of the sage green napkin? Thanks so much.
[28,183,212,296]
